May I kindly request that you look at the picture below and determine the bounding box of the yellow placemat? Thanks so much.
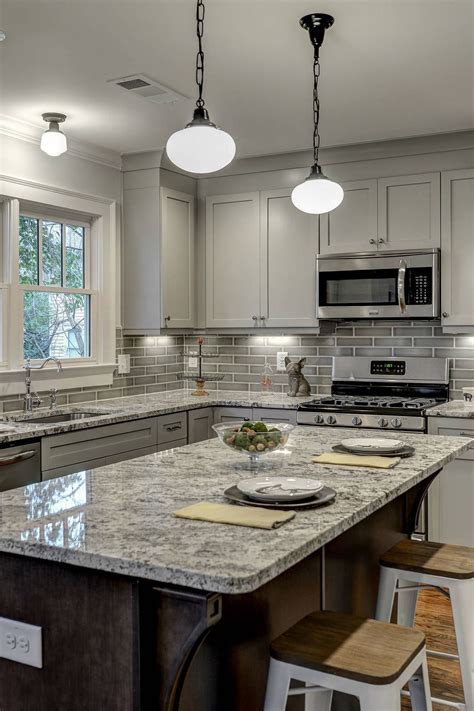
[173,501,295,529]
[313,452,400,469]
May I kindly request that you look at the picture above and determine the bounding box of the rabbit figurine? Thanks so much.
[285,357,311,397]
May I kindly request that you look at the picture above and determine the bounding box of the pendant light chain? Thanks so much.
[195,0,205,108]
[312,48,321,165]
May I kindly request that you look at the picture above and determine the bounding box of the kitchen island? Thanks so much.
[0,427,470,711]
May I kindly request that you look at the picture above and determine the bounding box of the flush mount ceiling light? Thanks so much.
[291,14,343,215]
[166,0,236,174]
[40,113,68,156]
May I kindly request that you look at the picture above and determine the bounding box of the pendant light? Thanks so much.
[166,0,235,174]
[40,113,68,156]
[291,14,343,214]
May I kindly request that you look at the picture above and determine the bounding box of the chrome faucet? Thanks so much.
[23,357,63,413]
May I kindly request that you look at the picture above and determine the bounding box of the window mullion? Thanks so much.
[38,218,43,286]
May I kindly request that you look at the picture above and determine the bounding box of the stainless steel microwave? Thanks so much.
[316,249,440,320]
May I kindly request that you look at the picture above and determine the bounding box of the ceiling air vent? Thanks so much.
[108,74,186,105]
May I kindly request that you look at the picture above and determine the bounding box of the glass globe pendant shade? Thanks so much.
[40,114,68,156]
[166,108,235,174]
[291,165,343,214]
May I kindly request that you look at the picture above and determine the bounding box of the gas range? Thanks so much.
[297,356,449,432]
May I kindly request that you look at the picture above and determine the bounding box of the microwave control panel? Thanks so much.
[408,268,432,305]
[370,360,406,376]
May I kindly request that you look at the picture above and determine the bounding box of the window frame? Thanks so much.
[18,209,96,365]
[0,185,117,395]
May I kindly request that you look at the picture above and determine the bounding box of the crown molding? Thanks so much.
[0,114,122,171]
[0,173,116,206]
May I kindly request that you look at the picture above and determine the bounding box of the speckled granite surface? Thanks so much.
[0,390,312,445]
[427,401,474,418]
[0,427,469,594]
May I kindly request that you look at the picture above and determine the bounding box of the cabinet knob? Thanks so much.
[252,315,258,322]
[377,238,385,244]
[442,312,449,318]
[260,316,266,322]
[164,315,171,322]
[369,238,376,245]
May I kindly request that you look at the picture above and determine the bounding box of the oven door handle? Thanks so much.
[0,450,37,467]
[398,259,407,314]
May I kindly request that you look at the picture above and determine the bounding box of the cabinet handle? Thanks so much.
[165,424,182,432]
[0,450,36,466]
[459,432,474,437]
[164,316,171,326]
[378,238,385,244]
[369,238,377,245]
[442,312,449,318]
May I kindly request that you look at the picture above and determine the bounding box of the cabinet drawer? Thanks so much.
[157,412,187,444]
[188,407,213,444]
[42,457,108,480]
[252,408,297,425]
[213,407,253,424]
[42,418,158,472]
[105,445,157,466]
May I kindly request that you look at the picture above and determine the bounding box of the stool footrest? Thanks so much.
[287,686,326,697]
[401,689,465,709]
[426,649,459,661]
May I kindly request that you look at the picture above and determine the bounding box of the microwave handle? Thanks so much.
[398,259,407,314]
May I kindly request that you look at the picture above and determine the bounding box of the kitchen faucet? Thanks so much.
[23,357,63,413]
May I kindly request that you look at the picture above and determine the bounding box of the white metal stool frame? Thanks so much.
[263,645,432,711]
[376,565,474,711]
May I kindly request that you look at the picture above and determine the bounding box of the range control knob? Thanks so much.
[314,415,325,425]
[326,415,337,425]
[378,417,389,428]
[391,417,403,429]
[352,416,362,426]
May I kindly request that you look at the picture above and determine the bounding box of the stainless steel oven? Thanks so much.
[316,249,440,320]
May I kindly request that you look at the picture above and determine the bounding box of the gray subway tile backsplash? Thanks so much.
[2,322,474,413]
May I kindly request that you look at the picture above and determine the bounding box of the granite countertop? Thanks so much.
[0,390,313,445]
[0,427,469,594]
[427,400,474,418]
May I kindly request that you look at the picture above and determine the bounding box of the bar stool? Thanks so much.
[376,539,474,710]
[263,610,432,711]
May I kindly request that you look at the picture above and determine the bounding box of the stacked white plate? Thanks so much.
[237,476,324,503]
[340,438,406,454]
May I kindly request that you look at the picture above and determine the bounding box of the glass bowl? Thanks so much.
[212,420,295,469]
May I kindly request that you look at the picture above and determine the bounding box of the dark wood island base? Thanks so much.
[0,476,433,711]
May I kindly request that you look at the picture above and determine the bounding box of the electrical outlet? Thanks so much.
[188,356,198,369]
[117,354,130,374]
[276,351,288,372]
[0,617,42,668]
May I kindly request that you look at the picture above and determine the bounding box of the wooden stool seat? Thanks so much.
[380,539,474,579]
[270,610,425,686]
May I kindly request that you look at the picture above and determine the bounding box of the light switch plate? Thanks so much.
[0,617,42,668]
[276,352,288,372]
[117,354,131,374]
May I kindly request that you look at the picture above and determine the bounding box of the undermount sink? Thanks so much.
[19,412,111,424]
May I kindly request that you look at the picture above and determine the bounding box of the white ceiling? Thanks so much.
[1,0,473,159]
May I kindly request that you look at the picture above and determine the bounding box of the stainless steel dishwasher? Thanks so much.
[0,441,41,492]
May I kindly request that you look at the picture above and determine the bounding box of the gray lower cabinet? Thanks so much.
[212,407,253,425]
[252,407,297,425]
[157,411,187,445]
[188,408,214,443]
[41,418,158,478]
[427,417,474,546]
[157,438,188,452]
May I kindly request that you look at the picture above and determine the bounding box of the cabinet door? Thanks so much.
[188,407,213,443]
[260,190,319,328]
[206,193,260,327]
[440,168,474,329]
[377,173,440,250]
[319,179,377,255]
[161,188,195,329]
[436,460,474,546]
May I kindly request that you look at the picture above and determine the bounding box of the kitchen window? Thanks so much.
[19,213,92,361]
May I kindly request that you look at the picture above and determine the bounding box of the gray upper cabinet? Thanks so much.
[440,168,474,331]
[319,179,377,254]
[206,192,261,328]
[205,189,319,329]
[377,172,440,250]
[161,188,195,329]
[319,173,440,255]
[260,189,319,328]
